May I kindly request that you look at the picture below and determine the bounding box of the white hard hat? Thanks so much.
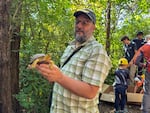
[134,77,141,81]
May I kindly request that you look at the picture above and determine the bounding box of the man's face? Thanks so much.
[122,39,128,45]
[137,34,143,39]
[74,14,95,44]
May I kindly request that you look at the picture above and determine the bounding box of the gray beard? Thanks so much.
[75,34,87,44]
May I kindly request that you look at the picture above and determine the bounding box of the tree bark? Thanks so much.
[10,1,22,112]
[10,31,21,113]
[0,0,13,113]
[105,0,111,55]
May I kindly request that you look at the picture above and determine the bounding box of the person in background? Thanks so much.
[113,58,130,113]
[134,34,150,113]
[133,31,145,50]
[134,74,144,94]
[36,9,111,113]
[121,36,137,83]
[133,31,145,78]
[133,74,145,111]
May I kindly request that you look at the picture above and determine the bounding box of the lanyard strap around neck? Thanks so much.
[61,45,84,68]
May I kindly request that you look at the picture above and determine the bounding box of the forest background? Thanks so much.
[0,0,150,113]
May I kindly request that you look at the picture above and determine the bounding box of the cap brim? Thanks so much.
[74,11,94,24]
[74,11,89,18]
[74,9,96,24]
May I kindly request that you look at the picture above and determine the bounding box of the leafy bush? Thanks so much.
[16,65,53,113]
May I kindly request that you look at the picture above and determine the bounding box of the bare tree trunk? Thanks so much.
[105,0,111,55]
[10,30,21,113]
[0,0,13,113]
[10,1,22,112]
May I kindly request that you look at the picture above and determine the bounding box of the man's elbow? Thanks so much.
[86,86,99,99]
[86,93,97,99]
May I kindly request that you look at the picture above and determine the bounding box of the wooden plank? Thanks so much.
[127,93,143,103]
[100,84,143,104]
[101,84,110,93]
[100,93,115,103]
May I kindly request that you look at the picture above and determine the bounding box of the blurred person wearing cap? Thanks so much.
[134,34,150,113]
[132,31,145,78]
[36,9,111,113]
[133,31,145,50]
[121,36,137,83]
[113,58,130,113]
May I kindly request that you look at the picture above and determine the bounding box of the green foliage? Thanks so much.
[14,0,150,112]
[16,58,52,113]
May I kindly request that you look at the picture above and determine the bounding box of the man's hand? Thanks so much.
[36,64,99,99]
[36,64,63,82]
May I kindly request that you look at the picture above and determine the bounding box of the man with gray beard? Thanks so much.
[36,9,111,113]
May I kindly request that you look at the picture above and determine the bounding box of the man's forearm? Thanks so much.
[56,74,99,99]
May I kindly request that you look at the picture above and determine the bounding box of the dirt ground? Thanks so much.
[98,101,142,113]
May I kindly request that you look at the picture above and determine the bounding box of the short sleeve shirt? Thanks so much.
[132,38,145,50]
[50,37,111,113]
[136,43,150,72]
[114,68,130,87]
[123,41,137,62]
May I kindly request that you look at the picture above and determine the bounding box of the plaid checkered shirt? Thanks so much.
[50,36,111,113]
